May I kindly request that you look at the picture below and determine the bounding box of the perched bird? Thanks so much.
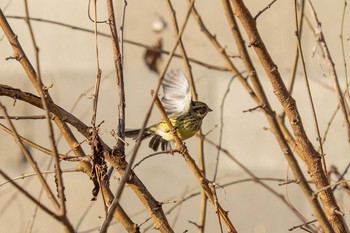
[125,70,212,151]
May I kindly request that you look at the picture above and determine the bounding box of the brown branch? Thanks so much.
[53,114,139,233]
[281,0,305,121]
[229,0,347,231]
[152,91,238,233]
[220,1,326,231]
[293,0,327,174]
[0,114,46,120]
[90,0,102,127]
[99,0,128,231]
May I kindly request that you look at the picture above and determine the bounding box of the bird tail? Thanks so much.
[125,128,170,151]
[149,135,170,151]
[125,128,151,141]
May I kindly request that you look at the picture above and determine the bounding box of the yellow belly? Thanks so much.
[150,117,201,141]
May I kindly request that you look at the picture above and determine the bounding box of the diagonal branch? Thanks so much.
[229,0,347,231]
[152,92,238,233]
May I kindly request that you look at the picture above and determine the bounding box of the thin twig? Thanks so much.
[0,114,46,120]
[5,15,230,72]
[339,0,349,101]
[253,0,278,20]
[307,0,350,142]
[281,0,305,121]
[203,136,315,229]
[213,76,235,181]
[91,0,102,127]
[0,170,61,222]
[0,168,80,187]
[0,102,60,211]
[294,0,327,174]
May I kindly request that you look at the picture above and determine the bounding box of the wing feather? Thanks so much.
[161,70,191,114]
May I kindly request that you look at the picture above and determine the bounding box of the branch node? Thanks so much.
[333,208,345,216]
[248,38,259,47]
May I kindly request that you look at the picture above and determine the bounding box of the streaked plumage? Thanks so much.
[125,70,212,151]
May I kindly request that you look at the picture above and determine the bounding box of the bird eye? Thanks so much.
[196,107,207,115]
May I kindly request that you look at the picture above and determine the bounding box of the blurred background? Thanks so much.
[1,0,350,232]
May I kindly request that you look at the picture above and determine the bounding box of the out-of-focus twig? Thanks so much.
[0,170,61,222]
[307,0,350,142]
[5,15,230,72]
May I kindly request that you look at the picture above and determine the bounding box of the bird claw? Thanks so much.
[179,143,188,154]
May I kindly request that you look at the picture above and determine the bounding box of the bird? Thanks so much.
[125,70,212,151]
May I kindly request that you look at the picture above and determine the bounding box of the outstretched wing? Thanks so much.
[161,70,191,114]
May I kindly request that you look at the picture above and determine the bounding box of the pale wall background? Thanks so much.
[1,0,350,232]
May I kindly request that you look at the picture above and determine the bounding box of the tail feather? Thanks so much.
[149,135,170,151]
[126,128,170,152]
[149,135,162,151]
[125,129,151,141]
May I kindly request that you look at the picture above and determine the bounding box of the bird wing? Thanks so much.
[161,70,191,114]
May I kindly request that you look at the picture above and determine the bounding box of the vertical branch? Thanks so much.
[230,0,347,231]
[281,0,305,120]
[340,0,349,101]
[213,76,235,181]
[106,0,126,153]
[119,0,127,71]
[293,0,326,174]
[91,0,102,127]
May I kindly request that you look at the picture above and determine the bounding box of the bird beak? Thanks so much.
[208,107,213,112]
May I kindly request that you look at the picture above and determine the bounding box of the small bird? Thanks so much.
[125,70,212,151]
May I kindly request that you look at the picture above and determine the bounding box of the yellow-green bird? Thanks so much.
[125,70,212,151]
